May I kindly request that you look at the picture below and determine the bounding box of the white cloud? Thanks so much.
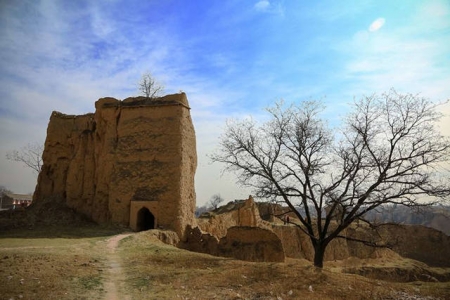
[254,1,270,11]
[369,17,385,32]
[421,1,449,18]
[335,3,450,114]
[1,1,449,206]
[0,1,257,205]
[253,0,284,16]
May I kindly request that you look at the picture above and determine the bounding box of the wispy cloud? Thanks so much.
[1,1,449,204]
[369,18,385,32]
[254,1,270,11]
[253,0,284,16]
[336,1,450,101]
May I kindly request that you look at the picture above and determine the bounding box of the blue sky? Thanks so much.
[1,0,449,206]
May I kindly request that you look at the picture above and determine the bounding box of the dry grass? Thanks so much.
[1,226,449,300]
[0,236,105,299]
[0,225,125,300]
[118,232,450,300]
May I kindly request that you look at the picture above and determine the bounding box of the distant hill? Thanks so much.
[203,201,450,237]
[255,202,450,236]
[364,205,450,236]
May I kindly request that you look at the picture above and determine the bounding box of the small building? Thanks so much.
[0,193,33,210]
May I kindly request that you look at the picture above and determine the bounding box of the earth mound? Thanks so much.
[0,196,95,231]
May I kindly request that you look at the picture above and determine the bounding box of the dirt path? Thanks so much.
[104,233,133,300]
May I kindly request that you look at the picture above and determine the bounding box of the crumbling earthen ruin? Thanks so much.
[186,197,450,266]
[32,92,450,267]
[33,93,196,238]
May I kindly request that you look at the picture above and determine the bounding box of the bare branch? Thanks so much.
[6,142,43,174]
[138,72,164,99]
[211,90,450,268]
[335,235,392,249]
[208,194,224,210]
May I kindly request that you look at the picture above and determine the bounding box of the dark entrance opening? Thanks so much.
[136,207,155,231]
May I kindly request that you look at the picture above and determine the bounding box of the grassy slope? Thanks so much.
[0,226,125,300]
[1,227,449,300]
[118,232,450,300]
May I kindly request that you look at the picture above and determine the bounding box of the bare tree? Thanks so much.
[209,194,224,210]
[6,142,43,174]
[195,205,209,217]
[0,185,12,197]
[212,89,450,268]
[138,72,164,99]
[0,185,13,210]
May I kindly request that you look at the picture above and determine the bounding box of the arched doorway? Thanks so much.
[136,207,155,231]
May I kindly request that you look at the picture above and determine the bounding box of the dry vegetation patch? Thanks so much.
[0,225,126,300]
[0,236,105,299]
[118,231,450,300]
[1,227,449,299]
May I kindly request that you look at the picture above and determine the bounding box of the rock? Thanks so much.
[33,93,197,239]
[144,229,180,246]
[197,196,271,238]
[377,224,450,267]
[217,226,285,262]
[182,224,285,262]
[184,196,285,262]
[270,216,450,267]
[197,199,450,266]
[181,225,220,255]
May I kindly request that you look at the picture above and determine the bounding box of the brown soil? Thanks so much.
[104,233,133,300]
[1,226,449,299]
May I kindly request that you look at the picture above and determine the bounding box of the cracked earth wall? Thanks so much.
[33,93,197,238]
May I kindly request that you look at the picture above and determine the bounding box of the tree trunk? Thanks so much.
[313,243,326,268]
